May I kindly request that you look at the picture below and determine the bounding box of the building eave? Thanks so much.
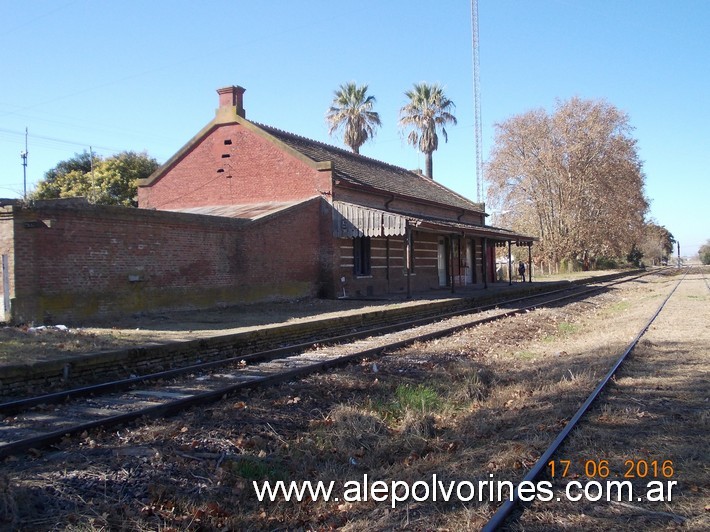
[333,179,485,217]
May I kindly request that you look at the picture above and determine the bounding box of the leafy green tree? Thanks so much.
[399,82,457,179]
[699,240,710,265]
[32,151,159,207]
[626,245,643,267]
[43,151,94,184]
[326,82,381,154]
[32,151,95,200]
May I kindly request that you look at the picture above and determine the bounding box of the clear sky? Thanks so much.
[1,0,708,255]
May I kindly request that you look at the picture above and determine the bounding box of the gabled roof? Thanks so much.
[140,104,484,215]
[257,123,484,214]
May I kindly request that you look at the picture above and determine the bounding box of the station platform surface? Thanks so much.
[0,271,617,375]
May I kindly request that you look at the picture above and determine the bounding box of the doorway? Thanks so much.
[465,239,474,284]
[437,237,448,287]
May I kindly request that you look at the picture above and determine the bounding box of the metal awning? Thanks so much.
[415,218,537,243]
[332,201,537,243]
[332,201,408,238]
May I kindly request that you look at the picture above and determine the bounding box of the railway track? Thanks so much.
[0,270,660,459]
[702,265,710,291]
[480,268,692,531]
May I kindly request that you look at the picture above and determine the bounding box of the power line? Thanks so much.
[0,126,122,153]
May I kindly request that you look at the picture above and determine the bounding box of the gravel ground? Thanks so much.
[0,269,707,531]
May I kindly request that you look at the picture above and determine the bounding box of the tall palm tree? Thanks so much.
[326,82,381,154]
[399,82,457,179]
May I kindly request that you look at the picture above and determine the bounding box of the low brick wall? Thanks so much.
[3,198,329,325]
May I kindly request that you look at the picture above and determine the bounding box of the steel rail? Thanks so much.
[702,268,710,292]
[0,271,654,458]
[1,273,645,415]
[481,271,687,531]
[0,270,656,458]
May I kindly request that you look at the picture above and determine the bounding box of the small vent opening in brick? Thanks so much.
[217,168,225,173]
[221,154,230,158]
[224,139,233,145]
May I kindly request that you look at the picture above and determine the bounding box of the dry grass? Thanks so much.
[2,270,707,530]
[517,273,710,531]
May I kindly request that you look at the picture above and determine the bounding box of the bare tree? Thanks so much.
[639,223,675,266]
[486,97,648,271]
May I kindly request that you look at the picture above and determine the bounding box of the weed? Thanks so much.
[454,371,489,402]
[394,383,441,414]
[557,321,579,335]
[609,300,631,312]
[326,404,388,450]
[227,457,285,481]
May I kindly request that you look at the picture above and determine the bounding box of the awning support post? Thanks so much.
[508,241,513,286]
[405,225,412,299]
[482,238,488,289]
[450,236,455,294]
[528,242,533,283]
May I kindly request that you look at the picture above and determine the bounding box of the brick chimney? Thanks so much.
[217,85,246,118]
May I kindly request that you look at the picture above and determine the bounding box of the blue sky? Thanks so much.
[1,0,708,255]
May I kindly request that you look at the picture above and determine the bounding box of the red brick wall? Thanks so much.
[334,232,446,297]
[0,205,15,321]
[8,198,329,325]
[138,123,332,210]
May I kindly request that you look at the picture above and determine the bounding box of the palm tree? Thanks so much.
[326,82,381,154]
[399,82,457,179]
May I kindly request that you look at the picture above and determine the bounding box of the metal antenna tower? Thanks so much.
[471,0,483,203]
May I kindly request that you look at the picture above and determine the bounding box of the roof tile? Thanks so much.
[257,124,484,213]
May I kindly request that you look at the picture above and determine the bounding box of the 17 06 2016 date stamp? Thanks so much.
[547,459,675,479]
[547,459,677,502]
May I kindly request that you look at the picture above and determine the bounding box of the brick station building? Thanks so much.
[0,86,535,325]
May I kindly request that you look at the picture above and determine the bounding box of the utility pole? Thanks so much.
[21,127,28,199]
[90,146,96,203]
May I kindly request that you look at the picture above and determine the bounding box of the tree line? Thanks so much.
[699,241,710,265]
[30,86,680,270]
[485,97,672,271]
